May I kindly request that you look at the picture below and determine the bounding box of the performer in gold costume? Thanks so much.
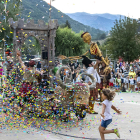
[58,32,109,67]
[57,32,111,105]
[81,32,109,66]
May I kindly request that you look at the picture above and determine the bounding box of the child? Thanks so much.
[121,74,126,92]
[116,75,121,92]
[129,75,135,92]
[99,89,121,140]
[109,74,114,89]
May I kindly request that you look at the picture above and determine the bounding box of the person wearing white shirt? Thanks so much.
[82,56,100,114]
[99,88,121,140]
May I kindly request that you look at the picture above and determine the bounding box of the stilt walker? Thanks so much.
[82,56,100,114]
[57,31,110,109]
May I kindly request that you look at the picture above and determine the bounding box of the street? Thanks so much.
[0,92,139,140]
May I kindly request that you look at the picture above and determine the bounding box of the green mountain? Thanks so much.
[20,0,105,39]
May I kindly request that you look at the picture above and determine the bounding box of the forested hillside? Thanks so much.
[21,0,105,39]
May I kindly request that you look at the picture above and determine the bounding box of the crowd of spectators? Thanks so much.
[112,60,140,92]
[55,59,140,92]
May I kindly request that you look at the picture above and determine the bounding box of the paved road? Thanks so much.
[0,92,139,140]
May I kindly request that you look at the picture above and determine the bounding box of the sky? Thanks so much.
[44,0,140,19]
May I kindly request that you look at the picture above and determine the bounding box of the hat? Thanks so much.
[29,60,36,67]
[82,56,92,68]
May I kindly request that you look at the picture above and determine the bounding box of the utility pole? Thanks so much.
[49,0,55,21]
[49,0,52,20]
[4,1,7,62]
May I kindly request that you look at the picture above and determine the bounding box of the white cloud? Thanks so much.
[44,0,140,19]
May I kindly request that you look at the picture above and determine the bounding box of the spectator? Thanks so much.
[119,61,123,67]
[121,64,125,71]
[37,61,41,71]
[72,65,74,70]
[123,68,129,89]
[72,68,76,83]
[77,63,81,70]
[126,63,130,71]
[111,68,115,75]
[136,66,140,91]
[99,62,106,94]
[55,60,57,65]
[119,66,124,73]
[105,68,111,88]
[133,60,138,72]
[66,63,69,66]
[121,74,125,89]
[116,75,121,91]
[69,61,74,68]
[80,66,86,81]
[109,73,114,89]
[63,68,68,81]
[65,69,71,83]
[76,70,80,82]
[74,60,79,69]
[111,68,116,78]
[129,68,136,79]
[60,70,64,81]
[115,61,120,72]
[119,70,123,89]
[116,69,121,78]
[129,75,135,92]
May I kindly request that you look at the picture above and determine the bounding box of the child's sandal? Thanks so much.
[114,128,120,138]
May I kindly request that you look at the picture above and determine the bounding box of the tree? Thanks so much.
[107,16,140,63]
[21,36,41,56]
[99,33,106,40]
[96,41,100,46]
[55,27,86,57]
[59,24,66,28]
[59,20,71,29]
[65,20,71,29]
[0,0,22,51]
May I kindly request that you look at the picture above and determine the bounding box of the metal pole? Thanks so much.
[49,0,51,20]
[3,2,6,64]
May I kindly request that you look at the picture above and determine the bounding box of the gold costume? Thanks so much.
[82,32,109,66]
[58,32,109,68]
